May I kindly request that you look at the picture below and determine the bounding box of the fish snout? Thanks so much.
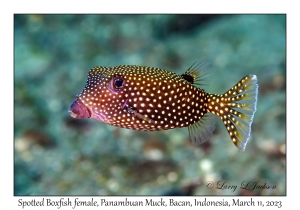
[69,98,91,119]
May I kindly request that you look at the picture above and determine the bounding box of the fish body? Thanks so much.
[69,63,258,151]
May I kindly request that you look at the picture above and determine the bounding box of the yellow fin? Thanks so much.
[214,75,258,151]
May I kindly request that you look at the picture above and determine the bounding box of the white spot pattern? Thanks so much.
[77,65,209,131]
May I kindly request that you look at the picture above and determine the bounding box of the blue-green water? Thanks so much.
[14,14,286,195]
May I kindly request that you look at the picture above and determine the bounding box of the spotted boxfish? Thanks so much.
[69,62,258,151]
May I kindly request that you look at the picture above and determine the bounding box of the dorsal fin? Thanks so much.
[181,62,212,87]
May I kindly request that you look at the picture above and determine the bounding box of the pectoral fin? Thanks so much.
[122,101,155,124]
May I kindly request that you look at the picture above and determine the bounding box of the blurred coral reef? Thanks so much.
[14,14,286,195]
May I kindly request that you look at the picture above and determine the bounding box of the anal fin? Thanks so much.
[188,113,216,145]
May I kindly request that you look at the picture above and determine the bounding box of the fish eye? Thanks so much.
[108,75,125,93]
[114,78,124,88]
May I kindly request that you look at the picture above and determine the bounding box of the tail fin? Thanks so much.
[206,75,258,151]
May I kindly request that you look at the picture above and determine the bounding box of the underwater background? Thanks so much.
[14,14,286,196]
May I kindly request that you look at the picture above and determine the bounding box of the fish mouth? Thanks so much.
[69,98,111,123]
[69,98,92,119]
